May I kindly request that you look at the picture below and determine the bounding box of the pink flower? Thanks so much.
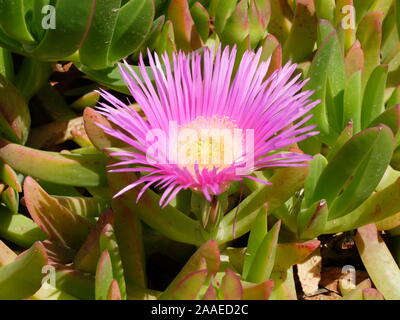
[97,46,319,207]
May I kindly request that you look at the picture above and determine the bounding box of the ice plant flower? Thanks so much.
[97,46,319,207]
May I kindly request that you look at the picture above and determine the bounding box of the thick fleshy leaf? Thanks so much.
[325,177,400,233]
[83,107,128,150]
[369,104,400,145]
[110,185,146,288]
[357,12,383,87]
[99,223,127,300]
[95,250,113,300]
[0,240,16,267]
[0,140,107,187]
[0,0,35,44]
[305,24,345,144]
[297,200,328,239]
[27,1,95,59]
[190,2,210,42]
[361,65,388,129]
[107,0,155,64]
[246,220,281,283]
[355,224,400,300]
[345,41,364,78]
[260,34,282,77]
[0,162,22,192]
[34,84,76,121]
[160,269,208,300]
[2,186,19,213]
[248,0,270,48]
[155,20,177,56]
[243,205,268,279]
[161,240,220,300]
[168,0,202,51]
[54,266,95,300]
[14,58,52,101]
[0,209,47,247]
[24,177,93,249]
[74,209,114,273]
[274,240,320,271]
[0,73,30,144]
[107,167,206,245]
[219,166,308,243]
[315,0,335,22]
[343,71,362,133]
[242,280,274,300]
[78,0,122,70]
[342,278,372,300]
[362,288,385,300]
[283,0,317,63]
[327,121,353,161]
[0,242,48,300]
[53,195,110,220]
[269,268,297,300]
[304,154,328,207]
[221,269,243,300]
[311,125,394,219]
[107,280,122,300]
[0,47,13,80]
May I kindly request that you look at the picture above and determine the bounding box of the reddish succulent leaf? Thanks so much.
[167,0,202,51]
[42,240,76,266]
[0,139,107,187]
[160,240,220,299]
[345,40,365,77]
[110,174,146,288]
[274,240,321,271]
[0,240,16,267]
[83,107,127,150]
[2,186,18,213]
[355,224,400,300]
[0,162,21,192]
[0,74,30,144]
[203,283,217,300]
[99,224,127,300]
[242,280,274,300]
[221,269,243,300]
[107,279,122,300]
[0,242,48,300]
[74,209,114,273]
[260,34,282,78]
[283,0,317,62]
[362,288,385,300]
[24,176,93,250]
[161,270,208,300]
[357,11,383,86]
[95,250,113,300]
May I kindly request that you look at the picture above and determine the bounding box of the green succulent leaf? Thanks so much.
[0,74,30,144]
[95,250,114,300]
[99,223,127,300]
[0,242,48,300]
[0,140,107,187]
[220,269,243,300]
[0,209,47,247]
[242,280,274,300]
[355,224,400,300]
[243,205,268,279]
[311,125,394,219]
[107,0,155,64]
[361,64,388,129]
[246,220,281,284]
